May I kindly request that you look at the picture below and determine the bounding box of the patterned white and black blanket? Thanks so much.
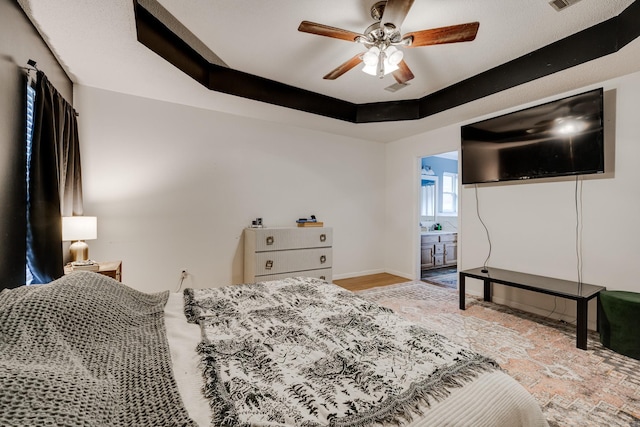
[184,277,500,426]
[0,272,196,427]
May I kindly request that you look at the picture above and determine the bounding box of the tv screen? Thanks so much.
[461,88,604,185]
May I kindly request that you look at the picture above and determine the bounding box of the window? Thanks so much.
[26,83,36,284]
[441,172,458,214]
[26,84,35,148]
[420,182,436,217]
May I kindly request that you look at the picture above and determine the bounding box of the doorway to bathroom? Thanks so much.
[418,151,459,289]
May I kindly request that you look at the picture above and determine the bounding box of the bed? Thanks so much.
[0,271,548,426]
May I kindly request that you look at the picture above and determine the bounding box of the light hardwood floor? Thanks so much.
[333,273,411,292]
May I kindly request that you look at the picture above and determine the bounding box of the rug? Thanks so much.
[356,282,640,427]
[422,272,458,288]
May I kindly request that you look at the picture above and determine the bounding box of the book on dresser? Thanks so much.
[297,221,323,227]
[244,227,333,283]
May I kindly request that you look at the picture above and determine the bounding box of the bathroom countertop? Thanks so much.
[420,230,457,235]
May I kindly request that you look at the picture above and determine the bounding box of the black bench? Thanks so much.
[459,267,605,350]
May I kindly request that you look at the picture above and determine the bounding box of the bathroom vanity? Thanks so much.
[421,231,457,270]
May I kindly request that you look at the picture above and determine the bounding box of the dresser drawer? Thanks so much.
[439,233,457,243]
[247,227,332,252]
[421,235,440,244]
[253,248,332,276]
[256,268,332,283]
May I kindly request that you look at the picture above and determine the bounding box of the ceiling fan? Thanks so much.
[298,0,480,84]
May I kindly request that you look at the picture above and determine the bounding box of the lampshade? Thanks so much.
[62,216,97,263]
[62,216,97,241]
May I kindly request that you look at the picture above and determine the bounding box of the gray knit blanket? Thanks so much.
[185,277,500,426]
[0,271,197,427]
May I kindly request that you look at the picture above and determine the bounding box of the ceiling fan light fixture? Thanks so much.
[299,0,479,86]
[362,63,379,76]
[362,45,401,77]
[362,46,404,78]
[362,46,380,66]
[384,61,400,74]
[386,46,403,66]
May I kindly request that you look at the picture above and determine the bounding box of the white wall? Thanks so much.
[75,67,640,324]
[384,126,460,279]
[75,86,387,293]
[385,70,640,327]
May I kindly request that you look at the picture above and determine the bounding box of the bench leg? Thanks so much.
[483,279,492,302]
[459,273,466,310]
[596,295,601,333]
[577,299,588,350]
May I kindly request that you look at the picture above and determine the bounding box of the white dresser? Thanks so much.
[244,227,333,283]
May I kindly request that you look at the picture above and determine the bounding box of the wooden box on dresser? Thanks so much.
[244,227,333,283]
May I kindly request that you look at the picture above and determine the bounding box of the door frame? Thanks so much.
[414,151,460,282]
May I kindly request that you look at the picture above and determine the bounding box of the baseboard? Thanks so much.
[332,268,385,280]
[383,268,414,280]
[482,295,597,331]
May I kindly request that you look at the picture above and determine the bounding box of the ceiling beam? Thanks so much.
[134,0,640,124]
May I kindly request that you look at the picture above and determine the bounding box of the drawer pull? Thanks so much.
[319,276,326,280]
[320,234,326,242]
[266,236,274,245]
[320,255,327,264]
[265,260,273,270]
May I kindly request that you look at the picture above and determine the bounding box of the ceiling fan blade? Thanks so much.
[323,54,363,80]
[298,21,363,42]
[381,0,415,31]
[392,60,415,84]
[404,22,480,47]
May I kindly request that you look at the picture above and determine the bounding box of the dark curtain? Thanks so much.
[0,72,28,290]
[27,70,83,284]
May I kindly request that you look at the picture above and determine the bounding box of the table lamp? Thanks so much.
[62,216,97,263]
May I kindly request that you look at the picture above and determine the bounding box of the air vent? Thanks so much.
[549,0,583,12]
[384,82,410,93]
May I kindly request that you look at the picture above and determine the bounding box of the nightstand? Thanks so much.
[97,261,122,282]
[64,260,122,282]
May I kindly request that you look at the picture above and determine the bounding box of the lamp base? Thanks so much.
[69,240,89,263]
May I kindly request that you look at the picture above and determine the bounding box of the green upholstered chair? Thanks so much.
[599,291,640,360]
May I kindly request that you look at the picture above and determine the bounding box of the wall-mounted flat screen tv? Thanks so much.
[461,88,604,185]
